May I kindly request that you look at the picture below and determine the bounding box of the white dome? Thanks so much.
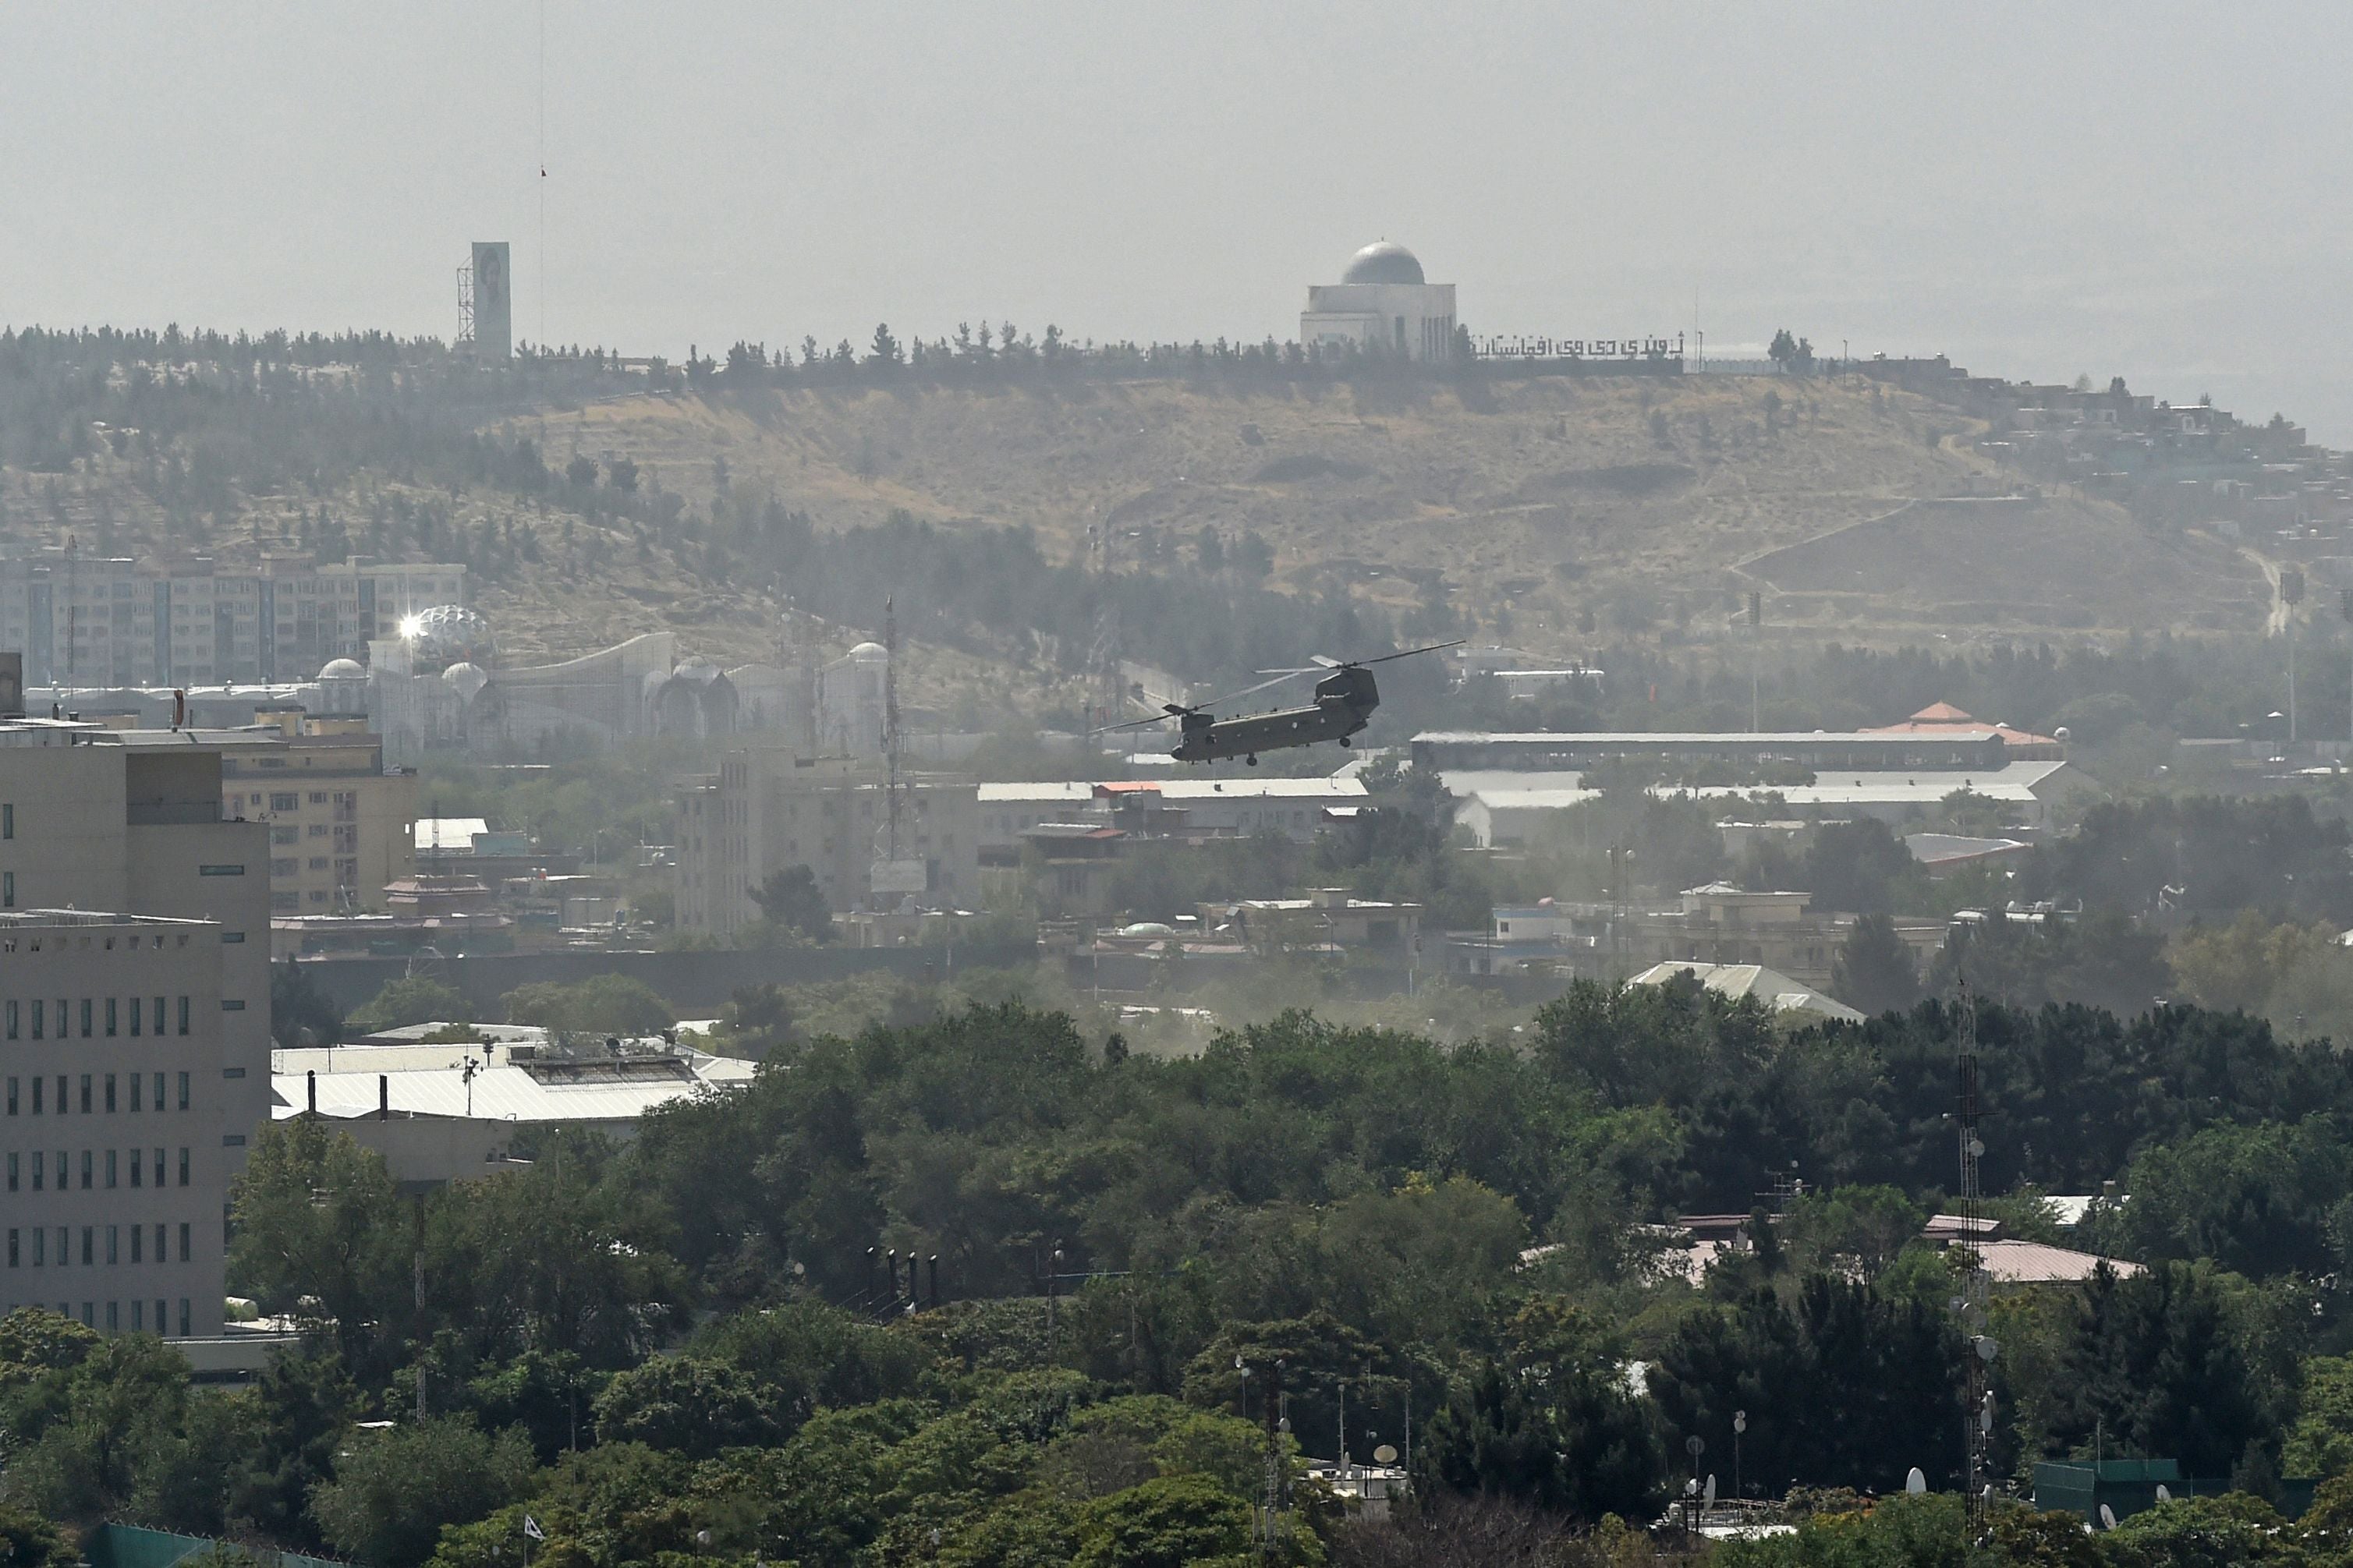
[849,641,888,660]
[319,657,365,681]
[443,662,489,700]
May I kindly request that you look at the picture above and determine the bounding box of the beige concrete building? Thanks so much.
[675,749,980,939]
[0,720,275,1340]
[212,716,417,915]
[0,553,468,688]
[0,911,230,1336]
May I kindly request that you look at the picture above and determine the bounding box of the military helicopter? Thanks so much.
[1101,640,1462,765]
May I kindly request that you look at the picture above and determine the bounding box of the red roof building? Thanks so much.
[1864,703,2064,759]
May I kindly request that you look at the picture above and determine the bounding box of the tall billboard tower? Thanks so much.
[459,241,513,360]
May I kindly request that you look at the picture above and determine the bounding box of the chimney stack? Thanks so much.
[378,1074,390,1119]
[307,1069,317,1114]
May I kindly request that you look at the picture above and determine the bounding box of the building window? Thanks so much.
[178,998,190,1036]
[177,1071,190,1110]
[105,1000,115,1038]
[130,1226,141,1262]
[4,871,13,909]
[78,1075,90,1113]
[221,1000,245,1013]
[269,793,299,812]
[127,998,139,1037]
[105,1150,115,1188]
[177,1148,189,1186]
[80,1150,90,1189]
[129,1148,140,1188]
[79,1000,90,1039]
[103,1074,115,1112]
[80,1228,91,1266]
[3,804,13,839]
[5,1230,13,1268]
[29,1001,40,1040]
[105,1228,116,1265]
[178,1225,190,1263]
[178,1297,189,1336]
[5,1154,13,1191]
[151,1149,161,1187]
[151,1071,162,1110]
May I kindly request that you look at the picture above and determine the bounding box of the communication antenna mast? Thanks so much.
[455,259,476,351]
[884,596,902,862]
[1954,982,1996,1545]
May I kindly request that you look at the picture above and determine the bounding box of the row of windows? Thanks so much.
[8,1223,193,1267]
[7,1073,193,1114]
[2,1300,193,1336]
[0,997,193,1040]
[7,1148,191,1189]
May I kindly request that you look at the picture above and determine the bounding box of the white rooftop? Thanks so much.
[977,778,1366,802]
[1627,961,1864,1023]
[274,1038,754,1125]
[416,817,491,852]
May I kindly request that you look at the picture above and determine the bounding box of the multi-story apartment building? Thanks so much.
[674,749,979,938]
[0,909,229,1336]
[217,716,417,915]
[0,554,468,687]
[0,717,272,1339]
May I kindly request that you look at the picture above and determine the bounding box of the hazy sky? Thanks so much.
[8,4,2351,437]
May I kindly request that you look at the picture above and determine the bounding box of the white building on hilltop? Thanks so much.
[1301,241,1457,363]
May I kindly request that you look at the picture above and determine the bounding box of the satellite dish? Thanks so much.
[1968,1138,1986,1158]
[1373,1444,1398,1465]
[1706,1475,1718,1506]
[1976,1336,2000,1362]
[1906,1467,1927,1495]
[1687,1435,1706,1457]
[1734,1410,1748,1434]
[2099,1504,2118,1531]
[2156,1485,2172,1503]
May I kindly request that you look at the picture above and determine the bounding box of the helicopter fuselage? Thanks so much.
[1170,667,1379,763]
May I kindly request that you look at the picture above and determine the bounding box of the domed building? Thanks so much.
[1301,240,1458,362]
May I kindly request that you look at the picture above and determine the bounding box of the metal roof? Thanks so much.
[273,1045,754,1126]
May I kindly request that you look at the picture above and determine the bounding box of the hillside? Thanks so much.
[494,373,2262,657]
[0,342,2267,727]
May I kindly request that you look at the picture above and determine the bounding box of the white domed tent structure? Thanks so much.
[1301,240,1458,362]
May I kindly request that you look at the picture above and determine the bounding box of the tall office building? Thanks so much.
[0,717,272,1338]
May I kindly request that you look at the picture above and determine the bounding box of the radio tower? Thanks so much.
[884,596,902,863]
[1955,983,1995,1544]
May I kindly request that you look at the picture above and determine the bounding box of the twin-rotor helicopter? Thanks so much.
[1097,640,1462,765]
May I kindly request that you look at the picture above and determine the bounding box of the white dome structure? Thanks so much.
[399,604,496,674]
[442,661,490,701]
[1302,239,1457,363]
[319,657,366,681]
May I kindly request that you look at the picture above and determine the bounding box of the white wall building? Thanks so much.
[1301,242,1458,363]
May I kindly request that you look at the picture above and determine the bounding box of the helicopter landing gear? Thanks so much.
[1246,754,1259,766]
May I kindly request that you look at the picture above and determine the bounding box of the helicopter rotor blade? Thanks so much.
[1348,638,1468,667]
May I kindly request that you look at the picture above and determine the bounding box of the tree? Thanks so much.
[591,1355,782,1458]
[345,975,471,1035]
[1072,1474,1251,1568]
[309,1414,535,1568]
[271,959,344,1047]
[868,323,903,368]
[749,864,835,943]
[1804,819,1917,915]
[1834,915,1921,1014]
[2046,1262,2273,1478]
[1416,1358,1660,1524]
[0,1506,73,1568]
[1647,1275,1960,1495]
[228,1120,411,1382]
[1767,329,1798,371]
[500,975,675,1037]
